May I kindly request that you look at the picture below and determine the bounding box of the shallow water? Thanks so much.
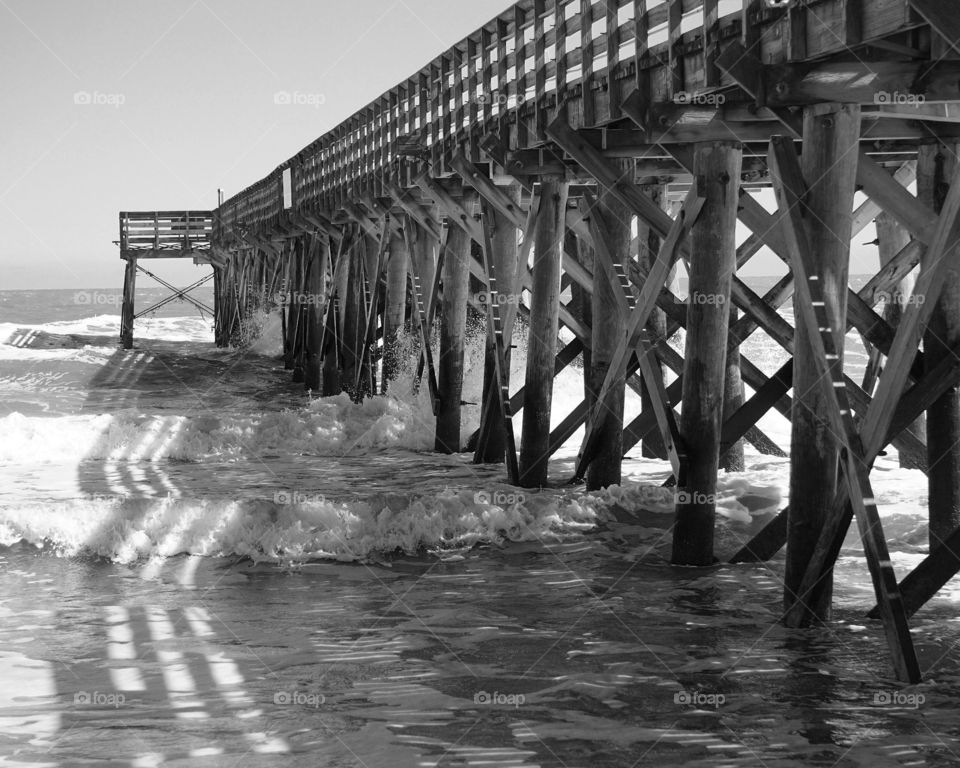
[1,292,959,766]
[4,536,960,767]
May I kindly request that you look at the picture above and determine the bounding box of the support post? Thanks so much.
[304,235,329,393]
[283,244,298,369]
[382,228,409,392]
[474,184,520,463]
[585,179,630,490]
[435,195,474,453]
[567,230,593,411]
[919,141,960,550]
[721,309,746,471]
[342,235,365,396]
[520,174,568,486]
[784,103,861,624]
[290,240,306,383]
[671,141,742,566]
[324,239,351,396]
[876,211,926,469]
[120,256,137,349]
[638,186,669,460]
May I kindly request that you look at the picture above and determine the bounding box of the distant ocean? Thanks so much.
[1,280,957,767]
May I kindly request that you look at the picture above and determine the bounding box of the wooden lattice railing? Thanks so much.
[119,211,214,257]
[213,0,922,240]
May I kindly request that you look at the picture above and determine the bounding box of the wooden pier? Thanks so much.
[121,0,960,682]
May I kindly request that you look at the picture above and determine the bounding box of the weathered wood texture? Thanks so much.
[671,141,742,566]
[784,102,861,625]
[918,142,960,550]
[519,175,568,487]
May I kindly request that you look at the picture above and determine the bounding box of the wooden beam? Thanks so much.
[769,132,921,684]
[672,141,742,567]
[519,175,568,487]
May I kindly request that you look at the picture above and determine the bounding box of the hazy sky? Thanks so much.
[0,0,510,289]
[1,0,882,290]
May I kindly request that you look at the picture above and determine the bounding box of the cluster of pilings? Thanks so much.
[208,119,960,686]
[124,0,960,684]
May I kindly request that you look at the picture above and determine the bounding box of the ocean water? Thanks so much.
[1,284,959,767]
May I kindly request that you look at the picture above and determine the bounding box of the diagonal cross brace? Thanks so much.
[769,134,921,684]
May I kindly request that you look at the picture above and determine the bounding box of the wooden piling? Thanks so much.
[474,184,520,463]
[120,256,137,349]
[784,103,861,623]
[382,229,409,392]
[519,175,568,487]
[323,239,351,396]
[919,141,960,549]
[304,235,329,393]
[342,235,365,396]
[435,196,474,453]
[875,211,925,469]
[290,240,306,383]
[637,186,668,460]
[721,309,746,472]
[585,184,629,490]
[567,229,593,407]
[671,141,742,566]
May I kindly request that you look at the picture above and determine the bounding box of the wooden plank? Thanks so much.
[907,0,960,58]
[766,60,960,108]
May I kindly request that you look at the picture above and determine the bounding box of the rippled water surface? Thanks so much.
[1,292,959,766]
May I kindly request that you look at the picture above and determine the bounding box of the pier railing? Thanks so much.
[119,211,215,258]
[214,0,921,239]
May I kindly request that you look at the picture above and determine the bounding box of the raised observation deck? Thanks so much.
[118,211,215,260]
